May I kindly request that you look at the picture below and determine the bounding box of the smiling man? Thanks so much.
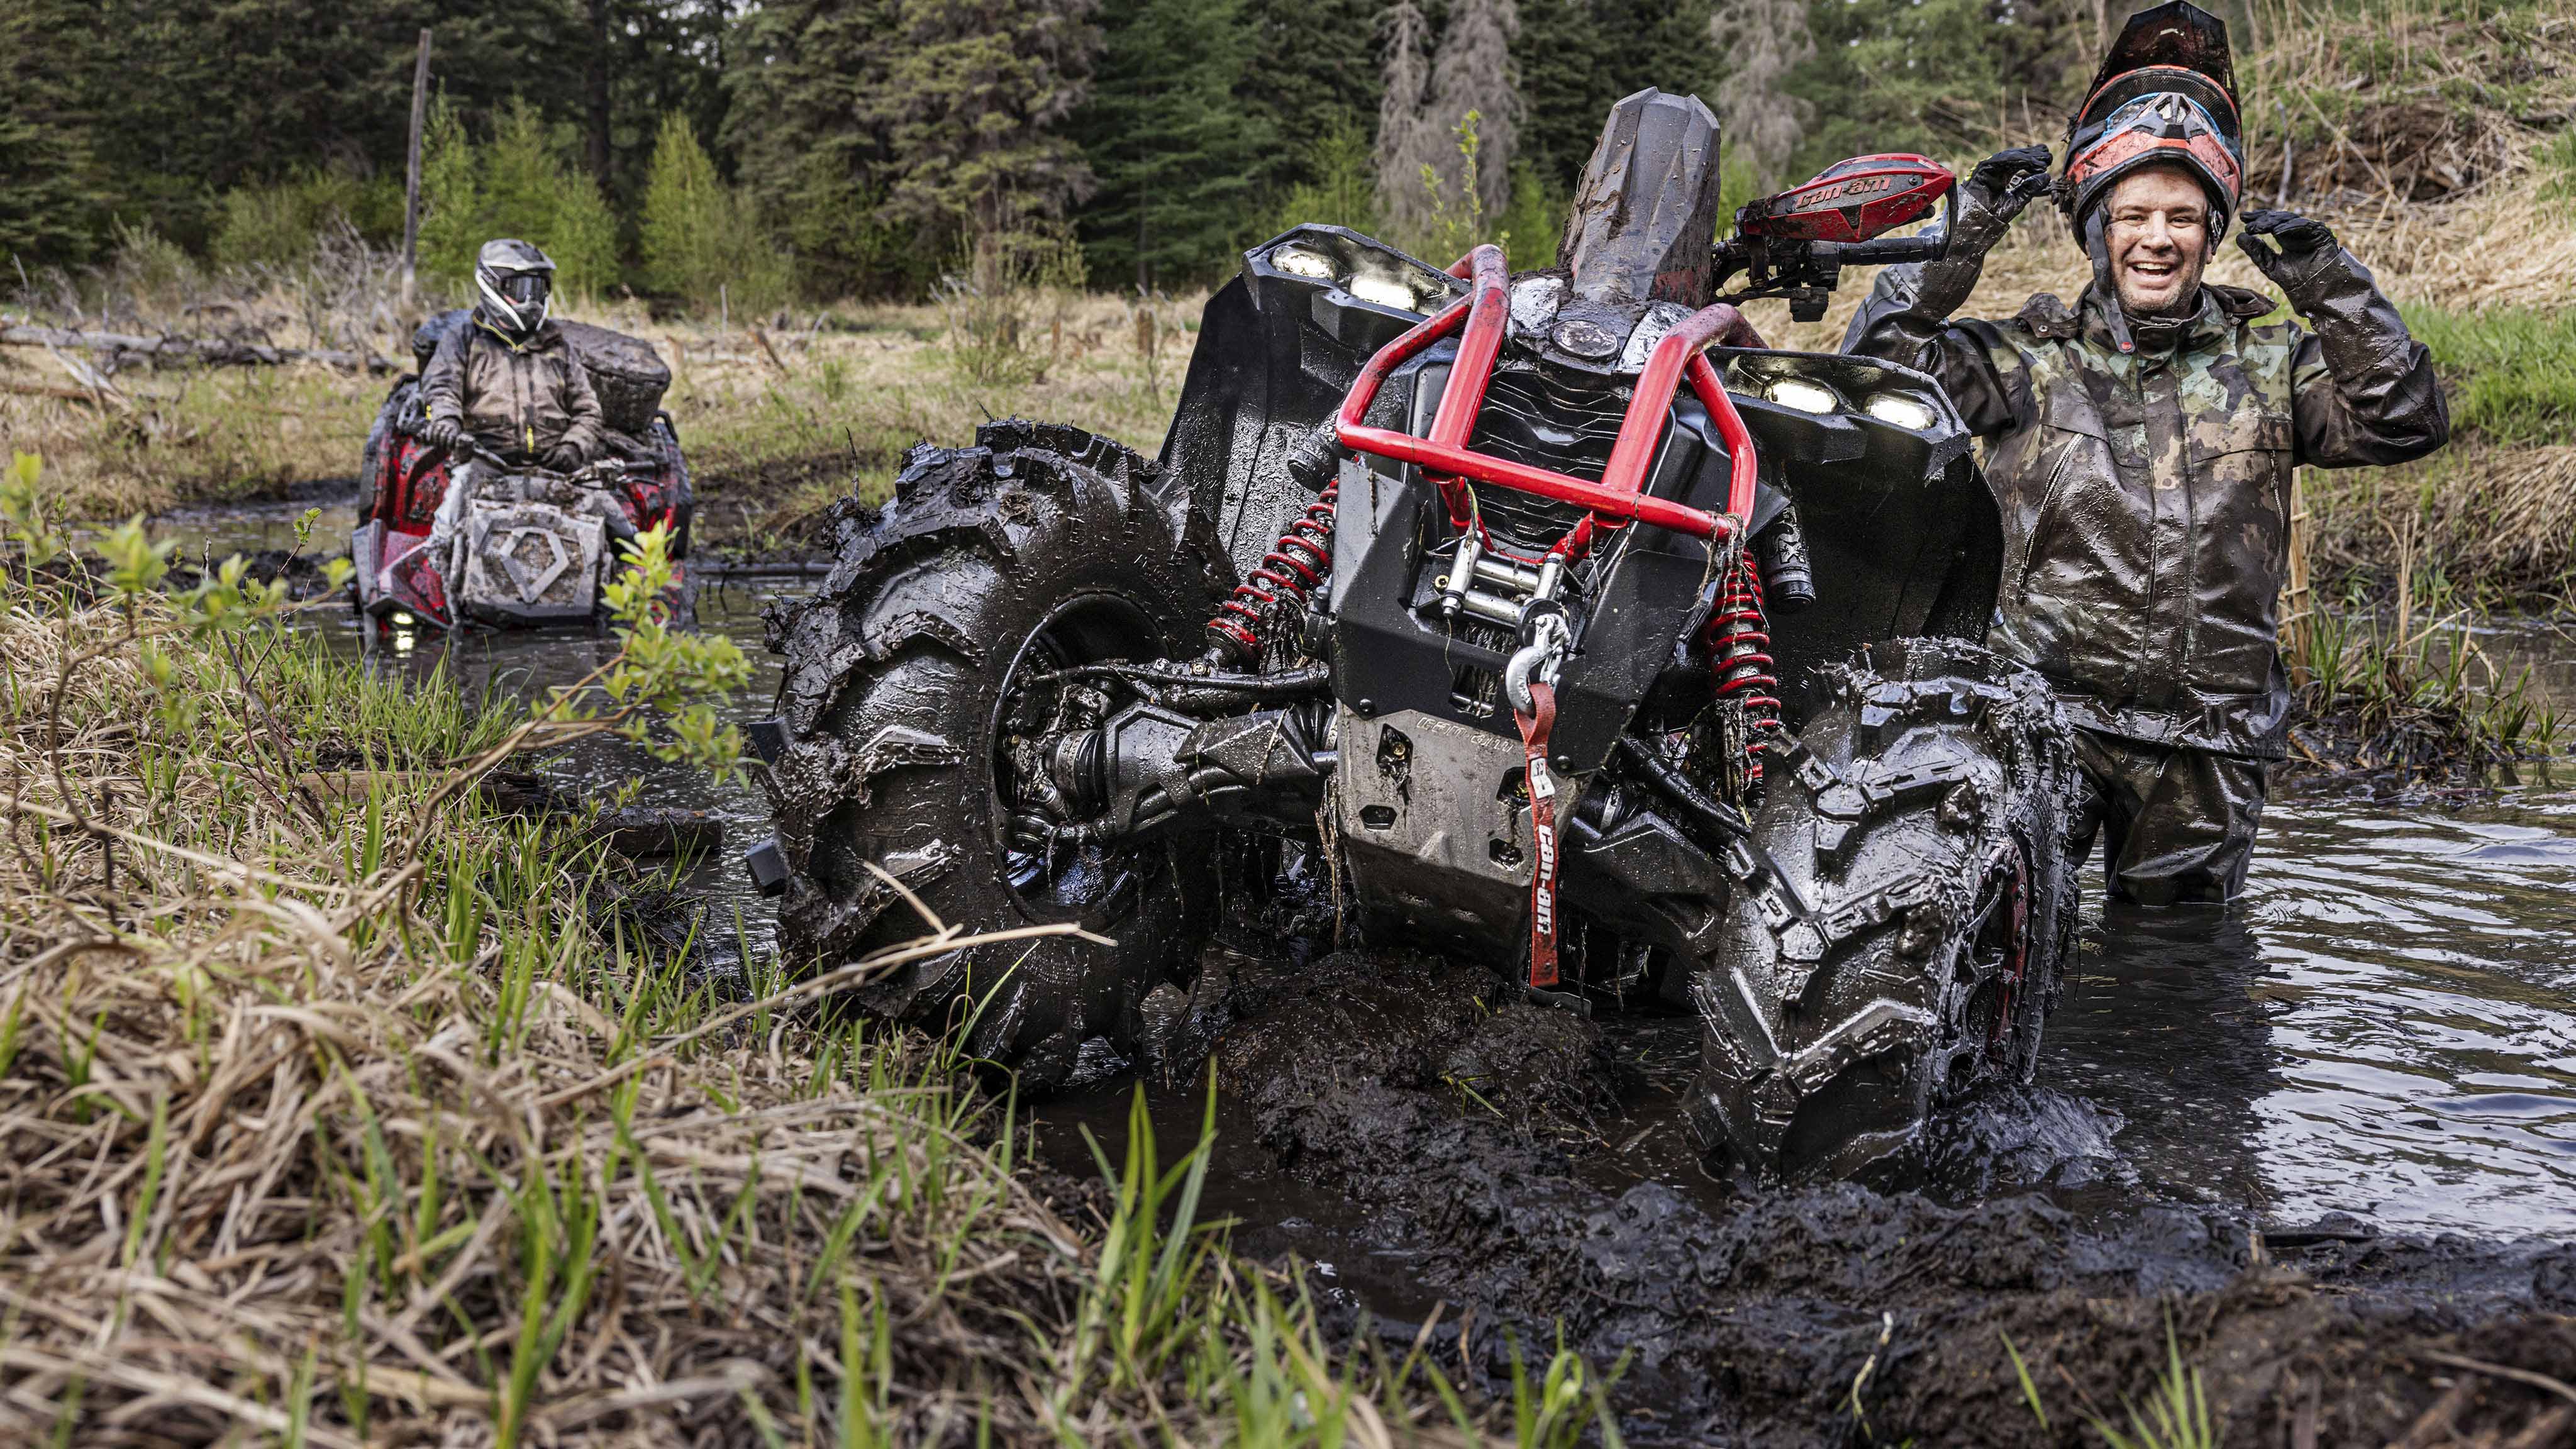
[1849,2,2448,904]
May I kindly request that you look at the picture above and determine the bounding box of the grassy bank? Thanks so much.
[1,276,1194,555]
[0,479,1622,1445]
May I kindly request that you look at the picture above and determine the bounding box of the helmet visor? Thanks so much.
[498,272,550,310]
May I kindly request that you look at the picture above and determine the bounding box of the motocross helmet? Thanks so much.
[474,238,555,340]
[2060,2,2243,243]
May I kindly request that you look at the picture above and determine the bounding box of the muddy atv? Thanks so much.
[352,311,693,629]
[748,91,2084,1179]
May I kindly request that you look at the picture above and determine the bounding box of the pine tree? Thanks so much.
[1785,0,2085,175]
[641,112,792,313]
[1236,0,1382,194]
[1710,0,1815,184]
[1374,1,1436,240]
[867,0,1099,246]
[1076,0,1275,288]
[1516,0,1724,195]
[1430,0,1521,219]
[0,0,104,268]
[724,0,918,297]
[1376,0,1521,250]
[419,96,621,297]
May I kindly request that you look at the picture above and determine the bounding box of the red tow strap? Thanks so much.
[1513,681,1562,990]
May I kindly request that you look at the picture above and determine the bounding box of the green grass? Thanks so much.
[2399,304,2576,447]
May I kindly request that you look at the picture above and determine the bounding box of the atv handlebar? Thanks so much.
[1806,235,1946,267]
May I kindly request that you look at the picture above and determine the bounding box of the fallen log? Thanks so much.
[0,322,399,374]
[0,379,108,405]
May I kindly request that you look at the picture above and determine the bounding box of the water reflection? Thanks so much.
[2238,794,2576,1233]
[2045,905,2282,1217]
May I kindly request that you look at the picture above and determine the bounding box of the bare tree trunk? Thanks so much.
[1428,0,1518,218]
[1374,1,1433,238]
[401,29,431,314]
[1375,0,1520,243]
[1708,0,1813,185]
[587,0,614,189]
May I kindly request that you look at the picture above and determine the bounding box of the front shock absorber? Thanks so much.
[1705,548,1784,783]
[1206,430,1341,662]
[1206,480,1337,661]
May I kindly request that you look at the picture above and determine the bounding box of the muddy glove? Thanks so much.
[543,442,587,473]
[2235,209,2342,303]
[421,416,465,452]
[1911,145,2053,321]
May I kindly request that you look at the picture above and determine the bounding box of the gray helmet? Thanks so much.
[475,238,555,338]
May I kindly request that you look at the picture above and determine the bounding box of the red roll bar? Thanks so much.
[1333,247,1764,550]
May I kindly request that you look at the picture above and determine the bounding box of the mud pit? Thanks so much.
[1044,932,2576,1445]
[1026,774,2576,1445]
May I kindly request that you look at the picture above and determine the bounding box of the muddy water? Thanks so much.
[1045,770,2576,1258]
[167,497,2576,1249]
[190,491,805,955]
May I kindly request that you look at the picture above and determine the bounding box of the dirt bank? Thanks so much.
[1169,941,2576,1445]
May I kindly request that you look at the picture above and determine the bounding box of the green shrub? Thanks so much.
[209,167,401,271]
[2402,304,2576,447]
[104,218,199,309]
[1263,113,1380,241]
[418,96,619,298]
[638,112,794,316]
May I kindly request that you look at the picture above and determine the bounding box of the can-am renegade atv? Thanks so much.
[748,91,2083,1179]
[352,311,694,628]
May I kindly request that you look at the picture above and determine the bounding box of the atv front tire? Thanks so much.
[760,421,1230,1088]
[1691,637,2081,1177]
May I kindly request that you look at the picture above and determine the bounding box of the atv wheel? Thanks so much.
[761,422,1230,1089]
[1691,637,2080,1178]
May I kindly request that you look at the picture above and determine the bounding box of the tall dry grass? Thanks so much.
[0,513,1624,1443]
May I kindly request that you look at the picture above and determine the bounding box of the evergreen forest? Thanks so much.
[0,0,2174,306]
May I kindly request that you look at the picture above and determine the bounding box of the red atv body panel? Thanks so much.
[1733,154,1955,245]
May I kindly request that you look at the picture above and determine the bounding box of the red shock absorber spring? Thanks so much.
[1705,549,1784,782]
[1206,481,1338,660]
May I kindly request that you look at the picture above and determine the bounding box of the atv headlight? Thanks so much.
[1270,245,1336,281]
[1764,377,1840,414]
[1348,272,1424,312]
[1863,393,1936,431]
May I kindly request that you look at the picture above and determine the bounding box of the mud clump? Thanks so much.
[1197,941,2576,1446]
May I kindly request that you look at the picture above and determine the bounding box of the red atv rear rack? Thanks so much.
[1333,244,1763,557]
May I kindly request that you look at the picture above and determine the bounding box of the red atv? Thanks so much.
[353,312,694,628]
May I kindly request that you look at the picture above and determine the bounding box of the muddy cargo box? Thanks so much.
[410,309,672,436]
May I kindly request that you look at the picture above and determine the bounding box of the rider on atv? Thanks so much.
[353,236,689,627]
[418,239,605,473]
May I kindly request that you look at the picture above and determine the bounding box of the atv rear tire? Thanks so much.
[760,421,1231,1089]
[1691,637,2080,1178]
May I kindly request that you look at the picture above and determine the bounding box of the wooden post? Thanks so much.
[2281,466,2314,687]
[401,29,433,313]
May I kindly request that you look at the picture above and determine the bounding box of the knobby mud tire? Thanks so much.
[760,421,1231,1089]
[1692,636,2082,1179]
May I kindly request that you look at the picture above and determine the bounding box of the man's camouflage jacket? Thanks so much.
[1849,254,2447,758]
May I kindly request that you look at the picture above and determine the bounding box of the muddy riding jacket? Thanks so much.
[1851,253,2446,758]
[418,311,605,464]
